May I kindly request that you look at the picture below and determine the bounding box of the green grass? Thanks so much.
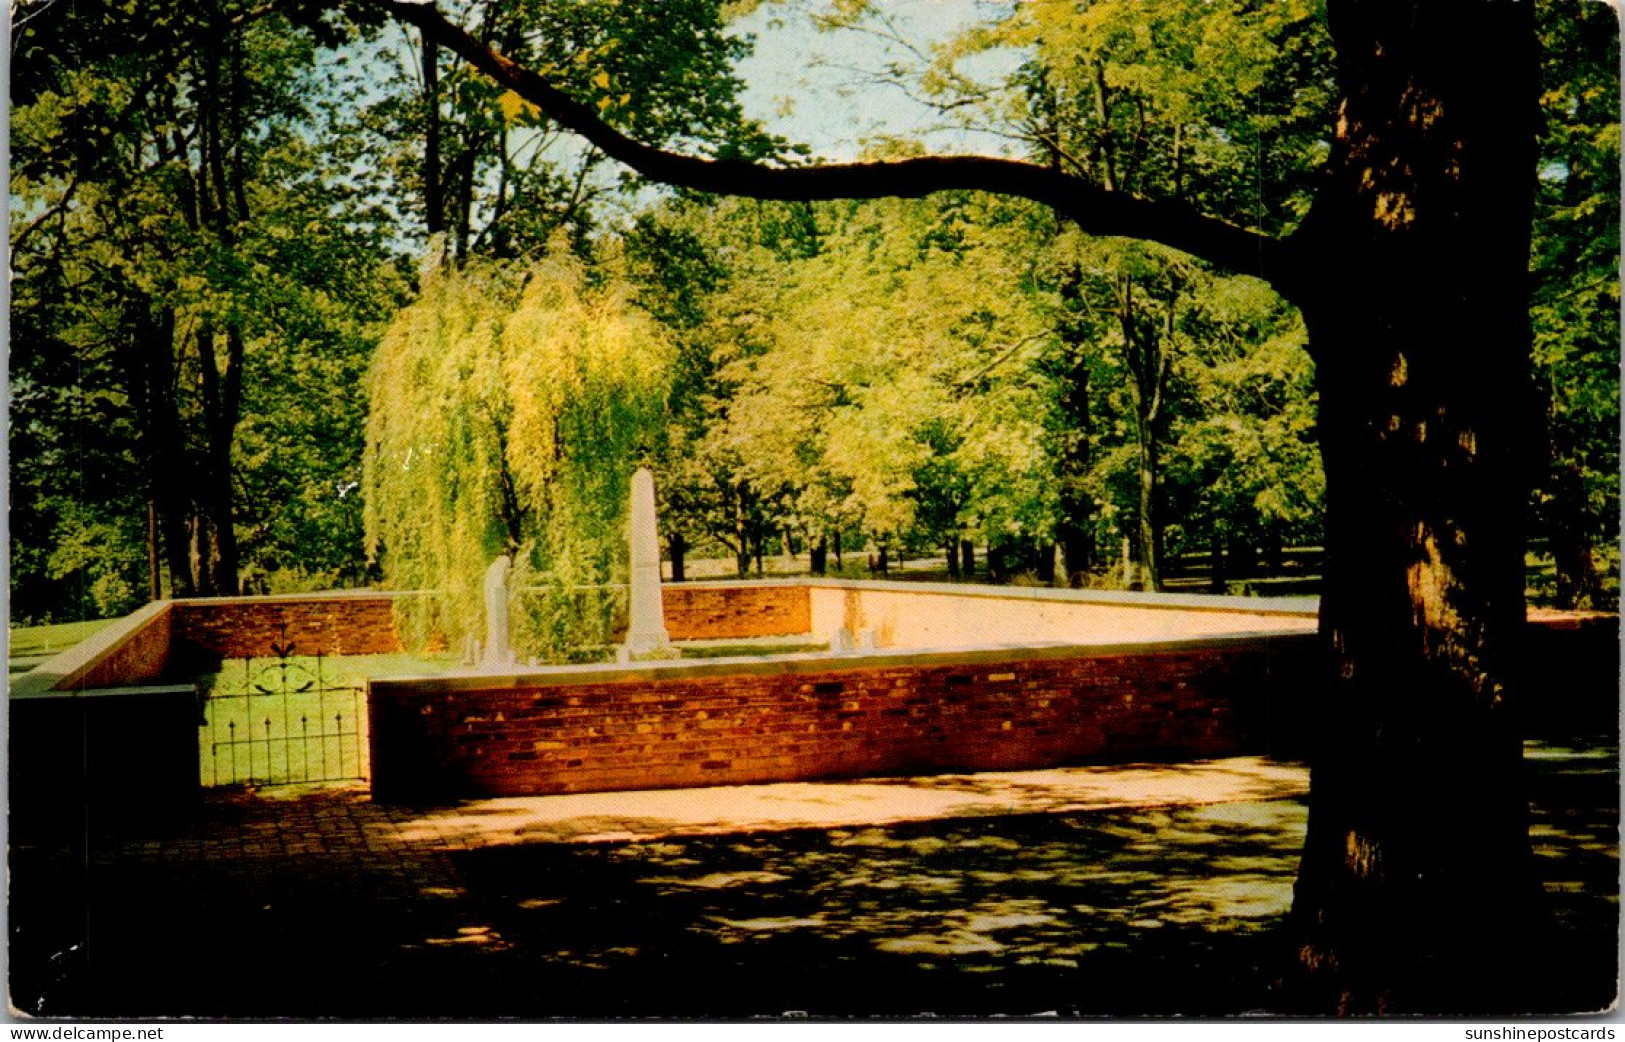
[9,617,119,659]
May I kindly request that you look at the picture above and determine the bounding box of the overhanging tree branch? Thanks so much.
[365,0,1288,282]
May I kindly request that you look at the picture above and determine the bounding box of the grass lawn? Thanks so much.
[8,617,118,671]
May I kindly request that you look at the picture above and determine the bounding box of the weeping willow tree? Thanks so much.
[363,249,673,661]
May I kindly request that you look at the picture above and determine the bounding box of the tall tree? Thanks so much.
[363,250,672,660]
[1528,0,1621,611]
[352,0,792,261]
[373,0,1557,1010]
[11,0,401,613]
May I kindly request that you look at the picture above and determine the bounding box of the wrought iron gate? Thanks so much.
[199,634,367,787]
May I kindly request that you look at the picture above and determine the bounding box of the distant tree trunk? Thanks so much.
[1133,427,1159,591]
[834,530,842,570]
[1546,458,1601,610]
[1117,271,1173,593]
[944,538,959,579]
[1208,527,1226,594]
[194,322,243,596]
[122,301,196,598]
[668,532,686,583]
[959,539,975,579]
[1036,542,1057,584]
[1279,0,1543,1013]
[875,545,888,575]
[809,535,827,576]
[1263,523,1284,576]
[1054,301,1095,586]
[1228,533,1256,579]
[145,502,161,601]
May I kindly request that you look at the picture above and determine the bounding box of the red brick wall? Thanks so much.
[171,596,405,659]
[661,584,811,640]
[369,636,1317,802]
[65,606,173,690]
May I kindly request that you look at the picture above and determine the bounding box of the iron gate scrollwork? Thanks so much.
[199,629,367,787]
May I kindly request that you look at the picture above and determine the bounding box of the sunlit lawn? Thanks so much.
[8,617,118,671]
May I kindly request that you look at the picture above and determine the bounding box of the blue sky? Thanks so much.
[727,0,1021,160]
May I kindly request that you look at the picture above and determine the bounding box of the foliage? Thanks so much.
[10,0,406,616]
[351,0,793,260]
[1528,0,1621,609]
[363,250,673,660]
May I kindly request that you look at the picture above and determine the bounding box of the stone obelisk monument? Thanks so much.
[480,553,514,667]
[623,467,677,660]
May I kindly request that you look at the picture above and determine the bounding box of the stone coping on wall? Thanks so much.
[10,682,199,703]
[367,630,1317,696]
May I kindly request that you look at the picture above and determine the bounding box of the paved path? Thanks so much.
[387,755,1309,847]
[9,748,1614,1019]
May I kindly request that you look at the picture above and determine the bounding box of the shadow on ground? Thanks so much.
[8,741,1616,1019]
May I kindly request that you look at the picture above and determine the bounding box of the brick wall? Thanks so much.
[62,604,173,691]
[170,595,406,661]
[661,584,812,640]
[369,635,1318,802]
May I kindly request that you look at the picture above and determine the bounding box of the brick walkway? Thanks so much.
[8,748,1615,1018]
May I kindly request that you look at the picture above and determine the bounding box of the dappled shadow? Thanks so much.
[7,742,1613,1018]
[1522,737,1620,1013]
[441,800,1310,1016]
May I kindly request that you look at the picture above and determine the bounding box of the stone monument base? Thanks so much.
[618,643,683,663]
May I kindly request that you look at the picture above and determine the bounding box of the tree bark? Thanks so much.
[1278,0,1543,1012]
[422,30,444,238]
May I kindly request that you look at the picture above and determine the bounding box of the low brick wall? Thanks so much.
[662,583,812,640]
[368,635,1319,802]
[62,603,175,691]
[170,592,407,661]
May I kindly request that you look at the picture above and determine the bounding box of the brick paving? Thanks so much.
[8,748,1615,1018]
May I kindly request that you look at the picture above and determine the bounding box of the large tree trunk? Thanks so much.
[1279,0,1543,1013]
